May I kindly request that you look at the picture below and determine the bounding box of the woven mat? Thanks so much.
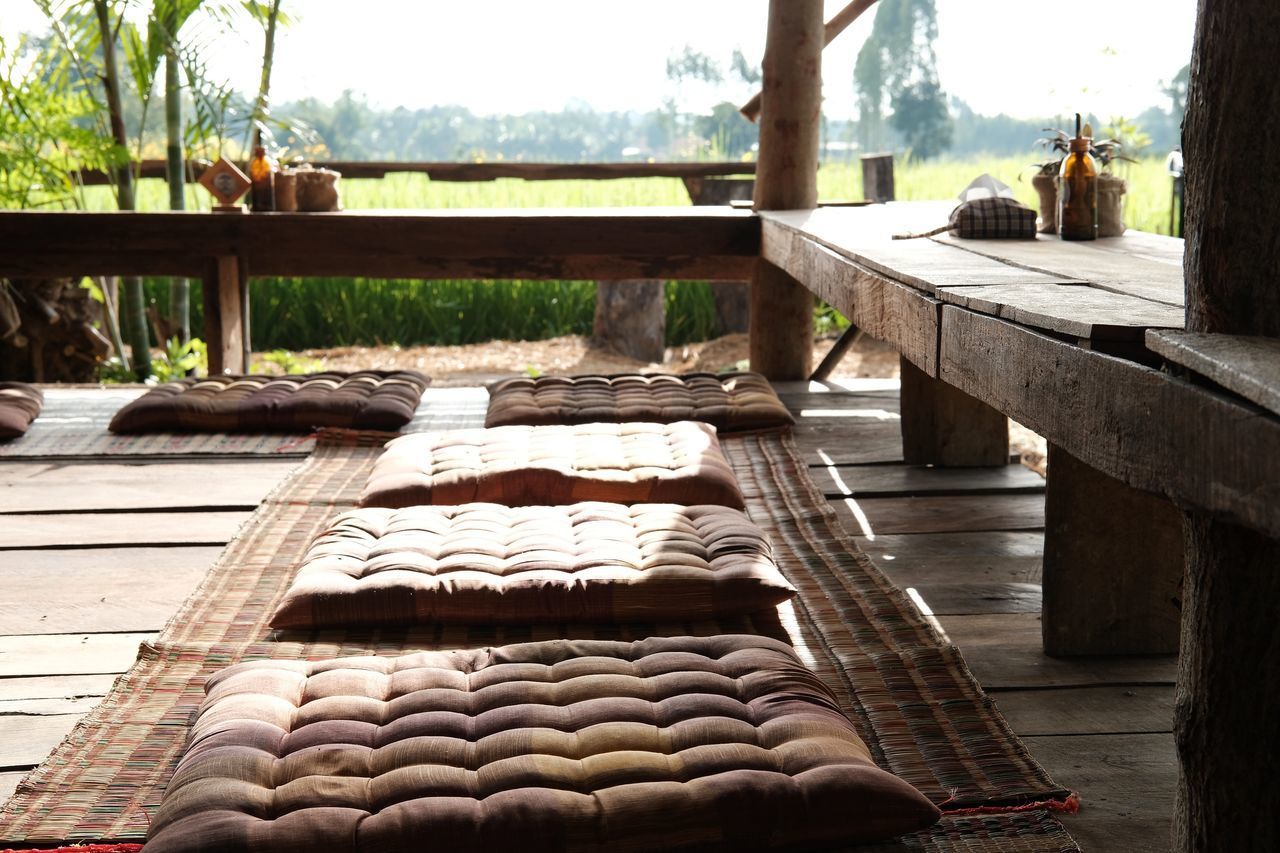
[0,386,487,459]
[0,428,1076,851]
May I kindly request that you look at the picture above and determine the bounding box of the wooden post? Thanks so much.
[1176,0,1280,848]
[750,0,822,380]
[1042,443,1184,656]
[591,280,666,363]
[899,355,1008,466]
[861,153,895,203]
[203,255,247,374]
[685,178,755,335]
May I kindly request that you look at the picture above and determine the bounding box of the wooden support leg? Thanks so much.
[899,355,1009,466]
[810,325,861,381]
[749,261,813,380]
[1175,515,1280,851]
[202,254,248,374]
[1042,443,1184,656]
[592,280,665,363]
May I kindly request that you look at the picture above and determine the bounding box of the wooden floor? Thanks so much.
[0,379,1178,851]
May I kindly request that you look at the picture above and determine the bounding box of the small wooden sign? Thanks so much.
[197,157,252,213]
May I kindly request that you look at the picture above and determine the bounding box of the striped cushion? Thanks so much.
[143,636,940,852]
[269,502,796,628]
[0,382,43,439]
[108,370,429,433]
[358,421,745,509]
[485,372,793,432]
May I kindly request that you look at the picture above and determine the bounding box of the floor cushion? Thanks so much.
[485,372,794,432]
[143,636,940,852]
[0,381,43,439]
[357,421,745,509]
[269,502,796,628]
[107,370,429,433]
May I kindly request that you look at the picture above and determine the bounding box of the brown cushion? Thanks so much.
[269,502,796,628]
[108,370,429,433]
[0,382,43,439]
[358,421,745,509]
[143,636,940,852]
[485,372,794,432]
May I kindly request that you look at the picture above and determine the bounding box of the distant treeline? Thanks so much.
[274,91,1184,165]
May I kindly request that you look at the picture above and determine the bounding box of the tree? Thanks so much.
[853,0,952,158]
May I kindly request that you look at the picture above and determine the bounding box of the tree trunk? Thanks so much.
[1176,0,1280,849]
[591,280,666,364]
[93,0,150,380]
[749,0,822,379]
[165,30,189,347]
[250,0,282,151]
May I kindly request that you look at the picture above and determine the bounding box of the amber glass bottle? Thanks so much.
[1058,135,1098,241]
[249,146,278,212]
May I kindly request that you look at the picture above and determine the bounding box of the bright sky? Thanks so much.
[4,0,1197,120]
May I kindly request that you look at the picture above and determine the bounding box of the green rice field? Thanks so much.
[85,156,1180,350]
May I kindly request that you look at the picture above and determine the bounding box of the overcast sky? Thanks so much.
[3,0,1197,120]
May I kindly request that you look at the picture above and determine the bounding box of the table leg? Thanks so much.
[899,355,1009,466]
[202,254,248,374]
[1042,443,1184,656]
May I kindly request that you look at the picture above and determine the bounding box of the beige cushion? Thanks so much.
[358,421,745,509]
[144,636,940,852]
[485,372,793,432]
[269,502,796,628]
[0,382,42,439]
[108,370,429,433]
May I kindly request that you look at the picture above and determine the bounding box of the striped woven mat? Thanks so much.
[0,427,1078,851]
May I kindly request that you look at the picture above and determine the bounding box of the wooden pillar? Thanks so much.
[1176,0,1280,848]
[749,0,822,380]
[202,254,248,374]
[898,355,1008,466]
[1042,443,1184,656]
[591,280,666,363]
[861,153,895,203]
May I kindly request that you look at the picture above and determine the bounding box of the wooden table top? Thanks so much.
[760,204,1185,342]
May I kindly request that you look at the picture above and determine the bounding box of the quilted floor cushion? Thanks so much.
[485,372,794,432]
[0,381,43,439]
[108,370,429,433]
[270,502,796,628]
[144,636,940,852]
[358,421,745,509]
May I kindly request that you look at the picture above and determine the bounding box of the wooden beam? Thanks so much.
[939,306,1280,538]
[1147,330,1280,418]
[899,355,1009,466]
[77,160,759,185]
[749,0,823,381]
[203,255,246,374]
[1042,443,1184,656]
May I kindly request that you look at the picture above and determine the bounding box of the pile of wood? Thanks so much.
[0,278,111,382]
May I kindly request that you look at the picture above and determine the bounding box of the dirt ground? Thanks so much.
[285,332,1046,474]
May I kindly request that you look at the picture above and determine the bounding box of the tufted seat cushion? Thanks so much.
[485,372,794,432]
[357,421,745,509]
[107,370,429,433]
[269,502,795,628]
[143,636,940,852]
[0,381,43,439]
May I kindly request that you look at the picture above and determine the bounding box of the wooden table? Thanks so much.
[760,203,1280,655]
[0,208,759,375]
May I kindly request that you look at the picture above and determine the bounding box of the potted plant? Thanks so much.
[1029,126,1132,236]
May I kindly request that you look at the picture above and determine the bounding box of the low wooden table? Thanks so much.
[760,203,1280,655]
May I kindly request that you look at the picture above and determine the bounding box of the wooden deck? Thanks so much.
[0,379,1177,851]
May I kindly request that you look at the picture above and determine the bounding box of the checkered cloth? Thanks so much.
[894,197,1038,240]
[948,196,1037,238]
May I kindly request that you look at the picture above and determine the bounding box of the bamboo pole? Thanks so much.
[748,0,823,380]
[739,0,879,123]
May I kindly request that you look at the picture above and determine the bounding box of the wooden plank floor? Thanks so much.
[0,384,1178,851]
[777,379,1177,853]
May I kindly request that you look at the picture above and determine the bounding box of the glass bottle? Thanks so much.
[1058,134,1097,241]
[249,146,278,212]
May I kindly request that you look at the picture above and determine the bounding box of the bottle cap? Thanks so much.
[1069,137,1090,153]
[253,145,266,156]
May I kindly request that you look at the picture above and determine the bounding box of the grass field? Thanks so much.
[84,156,1180,350]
